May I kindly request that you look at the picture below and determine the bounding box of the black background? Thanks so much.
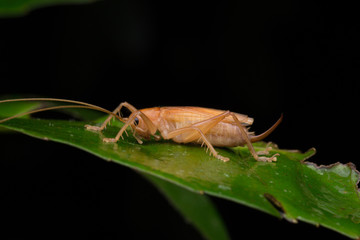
[0,0,359,239]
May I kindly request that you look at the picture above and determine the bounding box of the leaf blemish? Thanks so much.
[264,193,297,223]
[264,193,285,214]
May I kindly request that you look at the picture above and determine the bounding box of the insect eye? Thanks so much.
[134,117,139,126]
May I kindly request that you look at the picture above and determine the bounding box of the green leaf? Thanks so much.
[0,0,96,17]
[0,100,41,132]
[0,117,359,239]
[144,174,230,240]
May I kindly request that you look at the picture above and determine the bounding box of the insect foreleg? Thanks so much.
[102,110,143,143]
[85,102,137,132]
[101,109,158,144]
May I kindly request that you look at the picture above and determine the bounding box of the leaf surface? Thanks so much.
[0,117,359,238]
[0,100,41,132]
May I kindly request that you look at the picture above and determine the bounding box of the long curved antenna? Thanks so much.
[0,98,124,124]
[0,98,104,109]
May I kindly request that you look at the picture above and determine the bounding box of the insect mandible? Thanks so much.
[0,98,282,162]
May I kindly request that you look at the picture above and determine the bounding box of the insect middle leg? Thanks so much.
[102,110,142,143]
[165,126,230,162]
[164,111,234,162]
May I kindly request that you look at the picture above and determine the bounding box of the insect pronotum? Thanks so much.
[0,98,282,162]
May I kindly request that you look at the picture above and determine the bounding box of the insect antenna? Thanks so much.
[0,98,124,124]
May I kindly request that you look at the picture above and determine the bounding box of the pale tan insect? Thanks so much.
[0,98,282,162]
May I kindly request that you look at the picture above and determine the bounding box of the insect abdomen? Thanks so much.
[205,123,246,147]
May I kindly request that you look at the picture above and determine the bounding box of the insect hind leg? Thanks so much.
[229,113,279,162]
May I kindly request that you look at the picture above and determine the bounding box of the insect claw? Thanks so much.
[257,153,279,162]
[257,147,272,156]
[256,142,274,156]
[217,155,230,162]
[85,124,102,132]
[134,136,143,144]
[103,137,118,143]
